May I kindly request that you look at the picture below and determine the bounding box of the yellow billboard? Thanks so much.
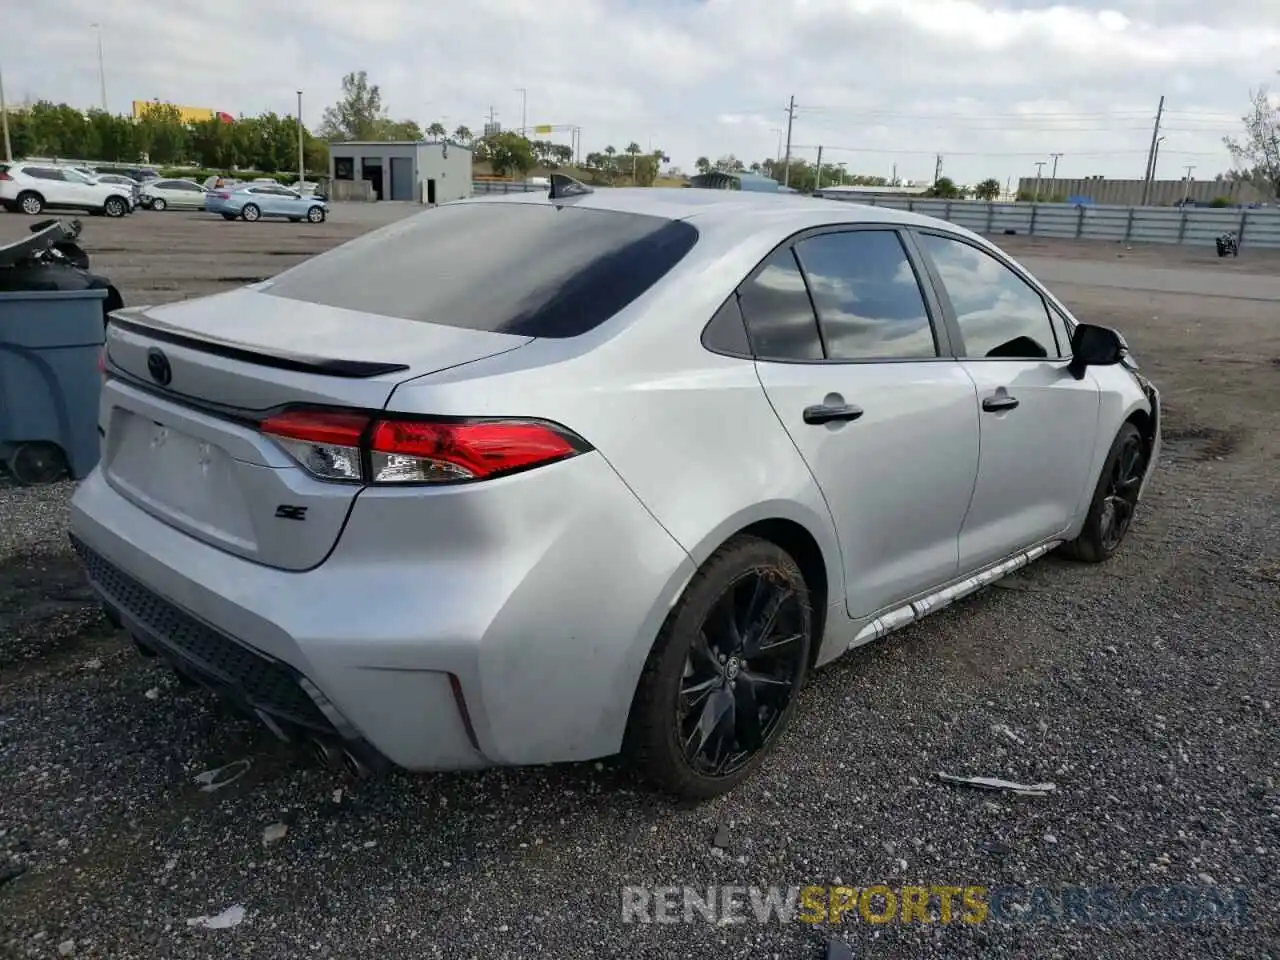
[132,100,220,123]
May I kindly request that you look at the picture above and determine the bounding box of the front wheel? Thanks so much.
[1062,421,1147,563]
[306,205,326,223]
[150,197,167,212]
[103,197,127,218]
[241,203,261,222]
[624,535,813,801]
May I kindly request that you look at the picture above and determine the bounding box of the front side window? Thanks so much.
[793,230,938,361]
[736,248,823,361]
[917,233,1057,360]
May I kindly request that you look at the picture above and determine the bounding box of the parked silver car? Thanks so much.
[140,178,207,211]
[70,186,1160,800]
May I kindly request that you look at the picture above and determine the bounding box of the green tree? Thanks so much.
[487,131,534,177]
[135,103,188,165]
[1224,77,1280,198]
[319,70,385,141]
[426,122,447,140]
[974,177,1001,201]
[695,156,711,174]
[927,176,961,199]
[380,119,423,140]
[452,125,472,145]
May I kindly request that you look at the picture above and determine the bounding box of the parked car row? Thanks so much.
[0,162,328,223]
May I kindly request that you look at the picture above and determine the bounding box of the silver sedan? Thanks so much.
[70,182,1159,800]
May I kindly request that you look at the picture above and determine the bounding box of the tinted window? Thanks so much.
[918,234,1057,360]
[701,296,752,357]
[263,203,699,338]
[793,230,937,360]
[737,248,823,361]
[153,180,177,189]
[25,167,64,181]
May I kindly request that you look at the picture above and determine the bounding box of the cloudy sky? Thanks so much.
[5,0,1277,185]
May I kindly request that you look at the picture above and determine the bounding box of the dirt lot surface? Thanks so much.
[1,206,1278,959]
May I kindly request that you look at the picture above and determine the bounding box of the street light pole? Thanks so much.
[1033,160,1046,201]
[296,90,305,185]
[91,24,107,111]
[516,87,527,135]
[0,63,12,163]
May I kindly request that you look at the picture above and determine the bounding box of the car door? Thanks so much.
[912,230,1101,572]
[181,182,208,208]
[745,228,981,619]
[243,186,276,215]
[24,167,78,207]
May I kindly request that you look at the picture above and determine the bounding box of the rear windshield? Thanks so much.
[262,202,699,338]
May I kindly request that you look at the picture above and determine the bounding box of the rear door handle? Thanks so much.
[803,403,864,425]
[981,395,1020,413]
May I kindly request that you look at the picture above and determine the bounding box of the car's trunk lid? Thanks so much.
[100,288,532,571]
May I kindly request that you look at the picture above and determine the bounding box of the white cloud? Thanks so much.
[4,0,1274,184]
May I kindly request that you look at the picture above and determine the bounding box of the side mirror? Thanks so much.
[1067,323,1128,380]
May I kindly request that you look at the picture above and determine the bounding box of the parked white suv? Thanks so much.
[0,162,133,217]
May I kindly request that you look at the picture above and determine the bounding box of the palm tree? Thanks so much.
[426,122,446,140]
[452,125,472,145]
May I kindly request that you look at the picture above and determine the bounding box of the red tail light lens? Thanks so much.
[214,191,230,199]
[0,172,12,182]
[259,409,589,485]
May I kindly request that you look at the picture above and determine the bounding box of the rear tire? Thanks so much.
[623,535,813,802]
[241,203,261,222]
[17,192,44,215]
[1062,422,1146,563]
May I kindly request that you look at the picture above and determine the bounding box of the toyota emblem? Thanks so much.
[146,348,172,386]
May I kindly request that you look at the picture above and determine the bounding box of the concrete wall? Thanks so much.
[418,143,474,204]
[823,194,1280,247]
[1016,177,1271,206]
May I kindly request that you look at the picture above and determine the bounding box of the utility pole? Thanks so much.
[296,90,305,184]
[487,105,497,129]
[1033,161,1046,201]
[1183,165,1196,203]
[815,145,823,190]
[933,154,943,185]
[516,87,527,135]
[891,162,898,186]
[1151,136,1166,182]
[1140,95,1165,206]
[0,63,11,163]
[771,128,783,168]
[782,96,796,188]
[1049,152,1062,180]
[92,24,107,111]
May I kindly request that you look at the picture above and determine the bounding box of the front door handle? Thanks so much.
[803,402,864,425]
[982,395,1020,413]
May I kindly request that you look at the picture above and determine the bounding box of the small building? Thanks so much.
[327,140,473,204]
[688,170,790,193]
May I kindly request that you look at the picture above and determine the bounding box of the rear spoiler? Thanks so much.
[108,307,411,379]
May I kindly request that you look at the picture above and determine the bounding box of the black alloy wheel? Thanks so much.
[1099,428,1145,552]
[625,535,813,800]
[679,568,809,777]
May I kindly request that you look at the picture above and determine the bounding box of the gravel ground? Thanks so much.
[1,206,1278,959]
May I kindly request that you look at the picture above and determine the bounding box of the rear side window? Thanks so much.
[263,203,699,338]
[793,230,938,360]
[736,248,823,361]
[25,167,65,181]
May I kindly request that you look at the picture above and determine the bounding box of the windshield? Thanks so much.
[65,169,96,184]
[262,202,699,338]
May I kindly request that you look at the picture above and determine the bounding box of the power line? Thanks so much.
[789,144,1228,159]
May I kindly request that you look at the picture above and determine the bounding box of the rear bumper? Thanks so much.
[69,453,695,771]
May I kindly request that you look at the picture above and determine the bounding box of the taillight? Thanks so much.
[214,191,230,199]
[258,409,589,485]
[0,172,12,181]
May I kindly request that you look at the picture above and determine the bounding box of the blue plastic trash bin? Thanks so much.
[0,288,107,485]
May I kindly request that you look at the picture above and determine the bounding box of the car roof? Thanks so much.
[461,186,980,244]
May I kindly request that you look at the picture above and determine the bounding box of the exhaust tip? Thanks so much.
[341,749,370,780]
[309,737,343,771]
